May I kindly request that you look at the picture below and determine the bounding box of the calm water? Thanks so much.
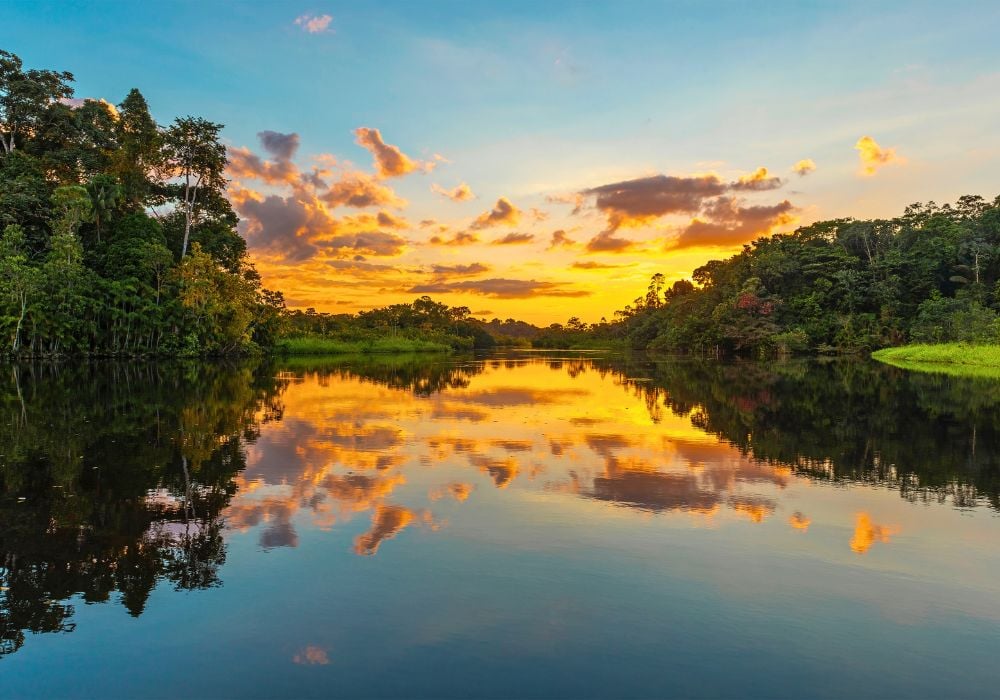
[2,352,1000,698]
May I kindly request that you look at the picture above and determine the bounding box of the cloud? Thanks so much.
[548,229,575,249]
[227,146,299,185]
[293,646,330,666]
[59,97,119,119]
[585,230,636,253]
[429,262,491,277]
[674,197,795,249]
[545,192,585,213]
[571,261,626,270]
[354,127,422,178]
[792,159,816,176]
[231,184,407,262]
[471,197,521,229]
[855,135,904,176]
[258,130,300,161]
[375,211,408,229]
[432,182,476,201]
[429,231,479,246]
[582,174,728,230]
[581,170,788,231]
[321,172,406,209]
[731,167,783,191]
[492,232,534,245]
[408,278,590,299]
[327,259,399,273]
[230,188,319,262]
[320,231,407,257]
[294,14,332,34]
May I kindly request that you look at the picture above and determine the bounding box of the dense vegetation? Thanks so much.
[0,50,284,356]
[604,195,1000,355]
[280,296,498,352]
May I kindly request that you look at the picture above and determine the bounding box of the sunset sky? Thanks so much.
[7,1,1000,323]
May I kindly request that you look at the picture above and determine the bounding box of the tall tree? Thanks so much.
[0,50,74,154]
[159,117,227,258]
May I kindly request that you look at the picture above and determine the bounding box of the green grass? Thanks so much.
[872,343,1000,379]
[276,336,451,355]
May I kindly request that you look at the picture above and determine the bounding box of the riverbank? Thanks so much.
[872,343,1000,379]
[276,336,452,355]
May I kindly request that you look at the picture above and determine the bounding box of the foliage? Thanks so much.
[0,51,283,357]
[607,196,1000,355]
[281,296,494,351]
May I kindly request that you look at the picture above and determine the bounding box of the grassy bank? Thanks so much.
[872,343,1000,379]
[276,336,452,355]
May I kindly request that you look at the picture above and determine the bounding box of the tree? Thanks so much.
[0,50,74,154]
[85,174,122,243]
[113,89,160,207]
[159,117,227,258]
[0,225,38,352]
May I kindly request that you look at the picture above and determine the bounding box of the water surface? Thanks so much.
[2,353,999,698]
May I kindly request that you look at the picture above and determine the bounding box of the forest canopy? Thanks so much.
[0,49,283,356]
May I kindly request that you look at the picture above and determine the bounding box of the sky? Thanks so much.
[5,0,1000,323]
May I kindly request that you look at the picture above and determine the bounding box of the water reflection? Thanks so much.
[1,353,999,666]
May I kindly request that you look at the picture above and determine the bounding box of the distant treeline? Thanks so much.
[0,50,284,356]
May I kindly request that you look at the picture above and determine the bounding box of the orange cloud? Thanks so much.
[582,174,728,230]
[492,232,534,245]
[429,231,479,246]
[571,261,626,270]
[674,197,796,249]
[354,127,422,178]
[321,171,405,209]
[855,136,904,176]
[432,182,476,201]
[732,167,783,191]
[548,229,575,249]
[408,278,590,299]
[582,171,786,233]
[471,197,521,229]
[585,230,636,253]
[793,158,816,176]
[849,513,898,553]
[428,262,491,277]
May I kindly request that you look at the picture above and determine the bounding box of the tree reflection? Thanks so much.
[0,361,284,657]
[593,355,1000,510]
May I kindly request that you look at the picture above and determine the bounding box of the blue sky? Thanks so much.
[5,1,1000,320]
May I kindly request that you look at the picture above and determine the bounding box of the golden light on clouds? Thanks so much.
[222,122,819,322]
[432,182,476,201]
[855,136,904,176]
[792,159,816,176]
